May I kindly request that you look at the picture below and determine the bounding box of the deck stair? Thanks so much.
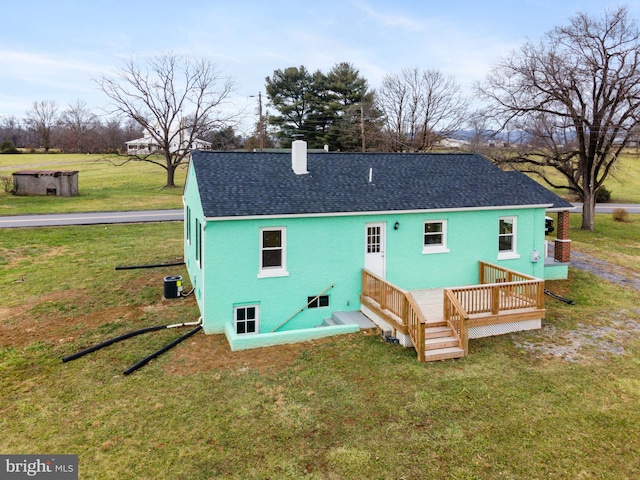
[412,289,465,362]
[423,320,465,361]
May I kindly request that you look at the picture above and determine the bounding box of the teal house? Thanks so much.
[183,141,573,360]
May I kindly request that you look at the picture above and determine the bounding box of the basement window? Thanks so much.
[234,305,259,335]
[308,295,330,308]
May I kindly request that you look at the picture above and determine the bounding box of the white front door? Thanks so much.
[364,222,386,278]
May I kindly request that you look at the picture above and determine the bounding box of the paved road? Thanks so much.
[571,203,640,214]
[0,209,183,228]
[1,204,638,228]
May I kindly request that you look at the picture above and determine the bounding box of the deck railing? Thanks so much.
[361,269,407,323]
[479,261,538,284]
[452,262,544,317]
[361,269,426,362]
[443,289,469,353]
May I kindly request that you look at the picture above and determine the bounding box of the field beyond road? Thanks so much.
[0,153,186,215]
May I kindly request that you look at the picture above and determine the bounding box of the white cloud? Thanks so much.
[353,0,427,32]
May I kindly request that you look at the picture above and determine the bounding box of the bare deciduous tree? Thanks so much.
[97,53,235,187]
[24,100,59,153]
[377,68,467,151]
[60,100,100,153]
[477,7,640,230]
[0,115,26,149]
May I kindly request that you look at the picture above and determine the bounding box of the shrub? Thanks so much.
[612,208,629,222]
[596,186,611,203]
[0,176,13,193]
[0,140,19,154]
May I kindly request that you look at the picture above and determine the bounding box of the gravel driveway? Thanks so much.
[570,250,640,291]
[514,249,640,362]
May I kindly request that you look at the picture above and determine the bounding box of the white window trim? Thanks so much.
[195,218,203,268]
[258,227,289,278]
[186,206,192,245]
[422,219,450,254]
[498,216,520,260]
[234,304,260,335]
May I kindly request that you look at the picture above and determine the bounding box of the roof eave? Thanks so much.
[202,203,556,222]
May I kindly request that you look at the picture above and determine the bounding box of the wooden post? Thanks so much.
[537,280,545,309]
[461,318,469,355]
[491,285,500,315]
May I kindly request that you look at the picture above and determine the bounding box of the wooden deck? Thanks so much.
[410,289,445,325]
[360,262,546,363]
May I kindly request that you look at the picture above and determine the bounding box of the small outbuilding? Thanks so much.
[12,170,79,197]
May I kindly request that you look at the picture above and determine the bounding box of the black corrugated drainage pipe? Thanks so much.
[115,261,185,270]
[62,324,168,363]
[123,324,202,376]
[62,318,203,374]
[544,289,576,305]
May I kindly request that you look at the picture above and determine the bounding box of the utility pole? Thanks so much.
[258,92,263,152]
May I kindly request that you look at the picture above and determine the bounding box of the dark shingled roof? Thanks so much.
[190,151,573,218]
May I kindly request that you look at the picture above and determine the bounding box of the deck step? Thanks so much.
[424,346,465,362]
[425,336,459,350]
[424,326,453,339]
[424,319,447,328]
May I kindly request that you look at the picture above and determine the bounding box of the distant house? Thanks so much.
[126,123,211,155]
[182,141,573,361]
[12,170,78,197]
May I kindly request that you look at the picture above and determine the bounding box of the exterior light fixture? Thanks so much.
[394,221,400,230]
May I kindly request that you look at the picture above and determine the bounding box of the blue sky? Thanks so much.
[1,0,638,134]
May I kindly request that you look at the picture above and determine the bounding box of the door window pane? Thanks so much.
[367,226,381,253]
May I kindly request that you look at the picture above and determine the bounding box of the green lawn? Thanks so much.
[0,153,186,215]
[535,150,640,203]
[604,151,640,202]
[568,212,640,271]
[1,218,639,479]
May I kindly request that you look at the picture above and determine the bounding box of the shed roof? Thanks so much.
[13,170,78,176]
[190,151,573,218]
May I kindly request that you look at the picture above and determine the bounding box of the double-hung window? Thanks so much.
[498,216,519,259]
[422,220,449,254]
[258,227,288,278]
